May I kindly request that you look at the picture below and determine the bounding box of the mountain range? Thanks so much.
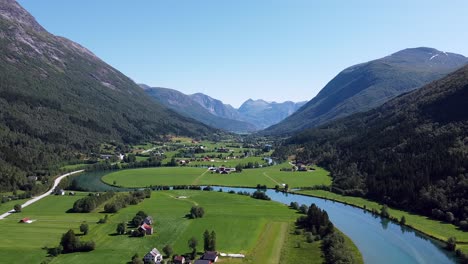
[264,47,468,135]
[141,85,306,132]
[280,63,468,225]
[0,0,214,190]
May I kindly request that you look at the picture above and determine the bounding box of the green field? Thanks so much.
[0,190,354,264]
[101,164,331,189]
[297,189,468,253]
[0,198,29,212]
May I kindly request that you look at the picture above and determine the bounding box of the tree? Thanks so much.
[13,204,21,212]
[235,164,243,173]
[446,237,457,251]
[116,222,126,235]
[380,205,390,218]
[209,230,217,251]
[80,222,89,235]
[162,244,173,257]
[400,216,406,225]
[190,206,205,219]
[60,229,79,253]
[203,230,210,251]
[132,253,143,264]
[188,237,198,258]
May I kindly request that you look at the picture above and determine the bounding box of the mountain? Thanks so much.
[264,47,468,135]
[278,64,468,225]
[189,93,242,120]
[141,85,257,132]
[0,0,214,191]
[238,99,306,129]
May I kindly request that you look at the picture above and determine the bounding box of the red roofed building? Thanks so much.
[139,223,154,235]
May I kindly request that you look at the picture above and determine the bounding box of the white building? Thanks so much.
[144,248,163,264]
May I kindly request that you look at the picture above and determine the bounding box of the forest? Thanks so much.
[275,65,468,229]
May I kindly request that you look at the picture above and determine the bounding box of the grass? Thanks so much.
[101,163,332,189]
[279,224,324,264]
[0,190,361,264]
[0,191,288,263]
[0,198,29,212]
[297,189,468,254]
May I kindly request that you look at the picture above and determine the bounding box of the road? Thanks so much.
[0,170,84,220]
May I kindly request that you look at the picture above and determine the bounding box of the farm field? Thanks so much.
[101,163,331,188]
[0,190,344,264]
[297,189,468,254]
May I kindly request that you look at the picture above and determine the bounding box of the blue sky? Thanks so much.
[18,0,468,107]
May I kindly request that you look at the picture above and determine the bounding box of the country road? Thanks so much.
[0,170,84,220]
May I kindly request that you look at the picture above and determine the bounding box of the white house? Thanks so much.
[143,248,163,264]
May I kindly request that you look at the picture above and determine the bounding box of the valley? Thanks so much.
[1,1,468,263]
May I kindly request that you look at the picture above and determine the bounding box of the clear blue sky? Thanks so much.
[18,0,468,107]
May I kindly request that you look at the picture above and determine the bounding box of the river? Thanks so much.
[208,186,457,264]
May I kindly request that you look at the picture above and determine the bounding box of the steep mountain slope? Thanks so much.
[238,99,306,129]
[190,93,242,120]
[278,65,468,224]
[265,47,468,135]
[0,0,213,190]
[141,85,257,132]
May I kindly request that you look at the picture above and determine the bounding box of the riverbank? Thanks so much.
[294,189,468,255]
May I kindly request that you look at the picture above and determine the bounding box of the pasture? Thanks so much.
[0,190,321,264]
[101,163,331,188]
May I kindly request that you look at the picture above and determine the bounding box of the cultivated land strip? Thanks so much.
[192,169,209,185]
[262,172,282,186]
[250,221,288,264]
[0,170,84,220]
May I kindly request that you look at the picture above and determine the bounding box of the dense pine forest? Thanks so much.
[275,65,468,228]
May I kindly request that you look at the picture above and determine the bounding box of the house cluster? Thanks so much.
[208,167,236,174]
[138,216,154,235]
[143,250,218,264]
[194,251,219,264]
[216,147,230,153]
[99,153,125,160]
[293,161,314,172]
[144,248,163,264]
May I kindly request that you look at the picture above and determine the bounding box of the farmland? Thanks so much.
[101,163,331,189]
[0,190,360,264]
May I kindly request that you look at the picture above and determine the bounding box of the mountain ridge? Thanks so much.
[141,85,258,133]
[263,47,468,135]
[279,64,468,225]
[0,0,214,190]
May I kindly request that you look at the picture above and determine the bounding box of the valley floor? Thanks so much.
[0,190,360,264]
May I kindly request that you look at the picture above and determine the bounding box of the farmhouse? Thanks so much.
[209,167,236,174]
[143,248,163,264]
[201,251,218,262]
[217,147,230,153]
[143,216,154,225]
[19,217,32,224]
[53,188,65,195]
[139,223,154,235]
[173,255,186,264]
[193,260,211,264]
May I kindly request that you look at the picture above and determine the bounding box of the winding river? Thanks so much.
[209,186,457,264]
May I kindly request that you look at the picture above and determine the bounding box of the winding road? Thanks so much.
[0,170,84,220]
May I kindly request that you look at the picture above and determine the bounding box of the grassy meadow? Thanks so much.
[0,190,352,264]
[101,163,331,189]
